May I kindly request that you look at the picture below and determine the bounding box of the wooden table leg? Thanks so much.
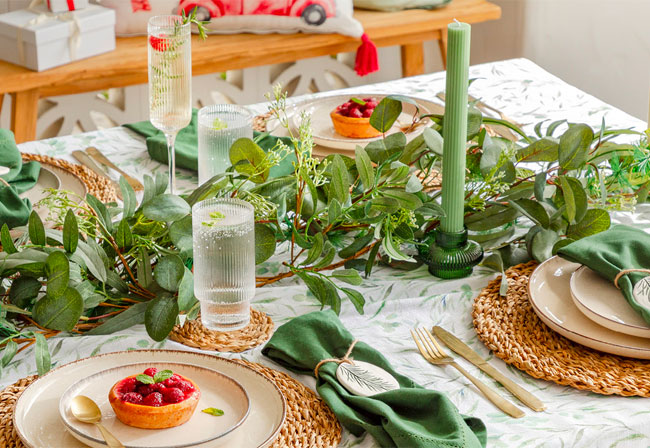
[10,89,39,143]
[400,43,425,78]
[438,28,448,69]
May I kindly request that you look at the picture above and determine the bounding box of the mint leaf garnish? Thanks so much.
[136,374,154,384]
[154,369,173,383]
[202,407,224,416]
[350,97,366,106]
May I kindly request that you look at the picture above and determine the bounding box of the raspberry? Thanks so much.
[121,392,143,404]
[137,384,155,396]
[120,377,137,393]
[176,380,194,393]
[142,391,163,407]
[153,382,166,392]
[362,108,373,118]
[143,367,158,377]
[162,387,184,403]
[349,108,363,118]
[163,378,177,388]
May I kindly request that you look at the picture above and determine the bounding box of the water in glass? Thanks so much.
[192,198,255,331]
[198,105,253,185]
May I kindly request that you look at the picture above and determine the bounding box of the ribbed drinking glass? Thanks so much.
[148,15,192,194]
[192,198,255,331]
[198,105,253,185]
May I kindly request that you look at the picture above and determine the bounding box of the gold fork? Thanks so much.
[411,327,525,418]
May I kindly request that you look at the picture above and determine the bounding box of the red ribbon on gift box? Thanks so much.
[46,0,78,11]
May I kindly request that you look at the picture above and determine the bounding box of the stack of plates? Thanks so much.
[14,350,286,448]
[528,257,650,359]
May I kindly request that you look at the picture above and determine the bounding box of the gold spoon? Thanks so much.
[70,395,125,448]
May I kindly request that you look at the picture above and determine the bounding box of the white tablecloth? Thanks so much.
[6,58,650,448]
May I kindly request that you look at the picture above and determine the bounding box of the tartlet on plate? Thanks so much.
[108,367,201,429]
[330,97,382,139]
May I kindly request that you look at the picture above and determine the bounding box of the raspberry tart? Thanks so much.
[108,367,201,429]
[330,97,382,139]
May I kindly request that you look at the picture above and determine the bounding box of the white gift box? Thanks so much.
[0,3,115,71]
[47,0,88,13]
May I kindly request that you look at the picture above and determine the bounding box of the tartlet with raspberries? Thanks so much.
[330,97,382,139]
[108,367,201,429]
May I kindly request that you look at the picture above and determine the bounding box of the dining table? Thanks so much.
[4,58,650,448]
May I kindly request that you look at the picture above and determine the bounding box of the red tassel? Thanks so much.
[355,33,379,77]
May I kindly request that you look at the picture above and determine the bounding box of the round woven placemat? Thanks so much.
[473,260,650,397]
[170,308,274,353]
[0,361,341,448]
[22,153,117,203]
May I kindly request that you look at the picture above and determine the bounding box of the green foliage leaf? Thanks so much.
[509,199,550,228]
[382,190,422,210]
[1,224,17,254]
[339,233,373,259]
[154,171,168,195]
[120,177,137,219]
[9,276,41,309]
[567,208,611,240]
[529,228,560,262]
[302,233,324,266]
[143,194,190,222]
[33,287,83,331]
[169,215,193,257]
[294,270,341,314]
[255,223,276,265]
[558,124,594,170]
[370,97,402,133]
[28,211,45,246]
[405,174,423,193]
[365,132,406,164]
[34,332,51,375]
[557,176,587,224]
[229,138,269,183]
[329,155,350,205]
[331,269,363,286]
[312,244,336,269]
[45,251,70,300]
[86,301,147,335]
[370,197,400,214]
[517,138,559,162]
[422,127,443,156]
[86,193,113,233]
[328,199,342,226]
[381,231,414,262]
[153,255,185,292]
[115,219,133,250]
[355,146,374,191]
[365,242,380,278]
[145,293,179,342]
[142,174,156,204]
[62,210,79,254]
[340,287,365,314]
[1,339,18,368]
[177,267,197,313]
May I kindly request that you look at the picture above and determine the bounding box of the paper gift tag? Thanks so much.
[633,277,650,308]
[336,360,399,397]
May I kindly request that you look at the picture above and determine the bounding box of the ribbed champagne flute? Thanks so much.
[148,15,192,194]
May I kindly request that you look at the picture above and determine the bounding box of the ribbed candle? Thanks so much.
[440,21,471,233]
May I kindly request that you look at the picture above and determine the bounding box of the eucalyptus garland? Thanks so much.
[1,87,648,374]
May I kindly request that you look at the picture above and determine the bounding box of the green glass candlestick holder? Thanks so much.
[426,228,484,279]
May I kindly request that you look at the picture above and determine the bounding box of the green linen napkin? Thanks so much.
[558,225,650,325]
[0,129,40,229]
[262,310,487,448]
[123,109,296,178]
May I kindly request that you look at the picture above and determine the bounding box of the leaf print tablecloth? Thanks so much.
[6,58,650,448]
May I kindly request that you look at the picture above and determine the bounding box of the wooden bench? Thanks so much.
[0,0,500,143]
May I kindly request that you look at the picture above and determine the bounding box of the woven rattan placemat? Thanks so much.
[473,260,650,397]
[170,308,274,353]
[22,153,117,203]
[0,359,341,448]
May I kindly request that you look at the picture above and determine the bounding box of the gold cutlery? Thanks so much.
[86,146,144,191]
[411,327,525,418]
[71,395,124,448]
[432,326,545,412]
[72,150,123,200]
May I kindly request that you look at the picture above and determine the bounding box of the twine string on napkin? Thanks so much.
[614,268,650,289]
[314,339,358,378]
[16,0,81,65]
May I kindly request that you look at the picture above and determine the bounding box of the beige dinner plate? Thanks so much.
[19,166,61,205]
[14,350,286,448]
[570,266,650,338]
[292,94,433,151]
[59,362,250,448]
[528,256,650,359]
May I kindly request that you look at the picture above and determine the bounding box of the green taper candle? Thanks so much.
[440,21,471,233]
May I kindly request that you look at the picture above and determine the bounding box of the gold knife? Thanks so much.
[432,326,546,412]
[85,147,144,191]
[72,151,123,201]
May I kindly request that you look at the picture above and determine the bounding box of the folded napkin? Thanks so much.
[262,310,487,448]
[0,129,40,229]
[124,109,296,178]
[558,225,650,325]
